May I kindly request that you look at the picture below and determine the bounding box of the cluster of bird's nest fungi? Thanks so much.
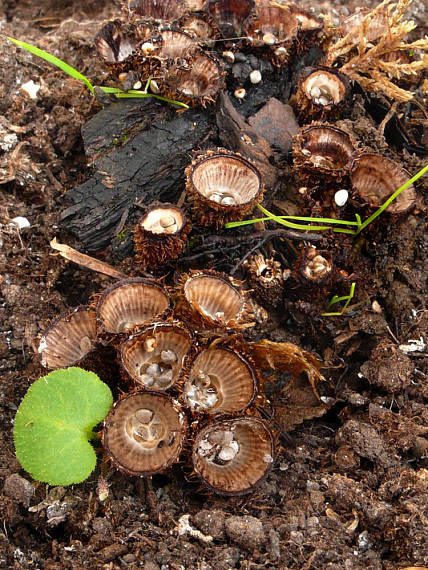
[92,0,420,236]
[37,272,325,495]
[35,0,425,494]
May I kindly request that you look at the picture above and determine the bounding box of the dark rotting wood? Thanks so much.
[60,99,215,252]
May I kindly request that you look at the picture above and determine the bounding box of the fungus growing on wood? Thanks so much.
[186,149,263,226]
[133,204,190,270]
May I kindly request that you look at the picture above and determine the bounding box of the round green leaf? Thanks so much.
[14,367,113,486]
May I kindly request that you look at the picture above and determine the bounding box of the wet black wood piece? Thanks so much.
[60,99,215,252]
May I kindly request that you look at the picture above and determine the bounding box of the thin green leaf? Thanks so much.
[356,163,428,234]
[322,283,356,317]
[225,215,359,229]
[227,165,427,234]
[257,204,332,232]
[8,37,95,93]
[99,87,125,94]
[114,90,190,108]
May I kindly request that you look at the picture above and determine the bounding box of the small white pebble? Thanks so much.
[205,392,219,408]
[222,51,235,63]
[249,70,262,84]
[399,337,426,354]
[334,189,349,207]
[11,216,30,229]
[20,80,40,100]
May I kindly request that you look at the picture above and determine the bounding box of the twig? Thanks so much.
[50,238,126,279]
[379,102,399,138]
[203,229,323,245]
[179,229,322,266]
[230,239,264,276]
[386,324,400,344]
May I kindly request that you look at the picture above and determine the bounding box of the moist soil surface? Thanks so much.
[1,1,427,569]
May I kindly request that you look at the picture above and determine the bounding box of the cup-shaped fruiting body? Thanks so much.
[157,29,198,61]
[178,12,218,41]
[95,20,154,74]
[185,149,263,226]
[290,4,323,49]
[243,252,289,309]
[292,4,323,33]
[38,306,98,370]
[246,0,299,61]
[96,278,170,334]
[183,348,257,413]
[350,154,416,213]
[204,0,255,38]
[296,67,350,118]
[102,391,187,476]
[165,50,224,106]
[121,323,192,390]
[124,0,187,21]
[177,271,251,330]
[133,204,190,270]
[184,0,205,10]
[192,416,274,495]
[292,123,356,184]
[299,247,333,284]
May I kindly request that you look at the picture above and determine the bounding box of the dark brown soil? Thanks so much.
[1,1,427,569]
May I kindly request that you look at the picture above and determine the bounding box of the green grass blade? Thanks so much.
[257,204,332,232]
[113,90,189,108]
[8,37,95,93]
[356,163,428,234]
[226,215,359,228]
[322,283,356,317]
[99,87,125,94]
[100,87,189,108]
[278,216,359,226]
[227,164,427,236]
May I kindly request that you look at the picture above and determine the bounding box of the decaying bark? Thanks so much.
[60,99,214,252]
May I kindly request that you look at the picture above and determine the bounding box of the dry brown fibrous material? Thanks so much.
[326,0,428,102]
[247,338,324,398]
